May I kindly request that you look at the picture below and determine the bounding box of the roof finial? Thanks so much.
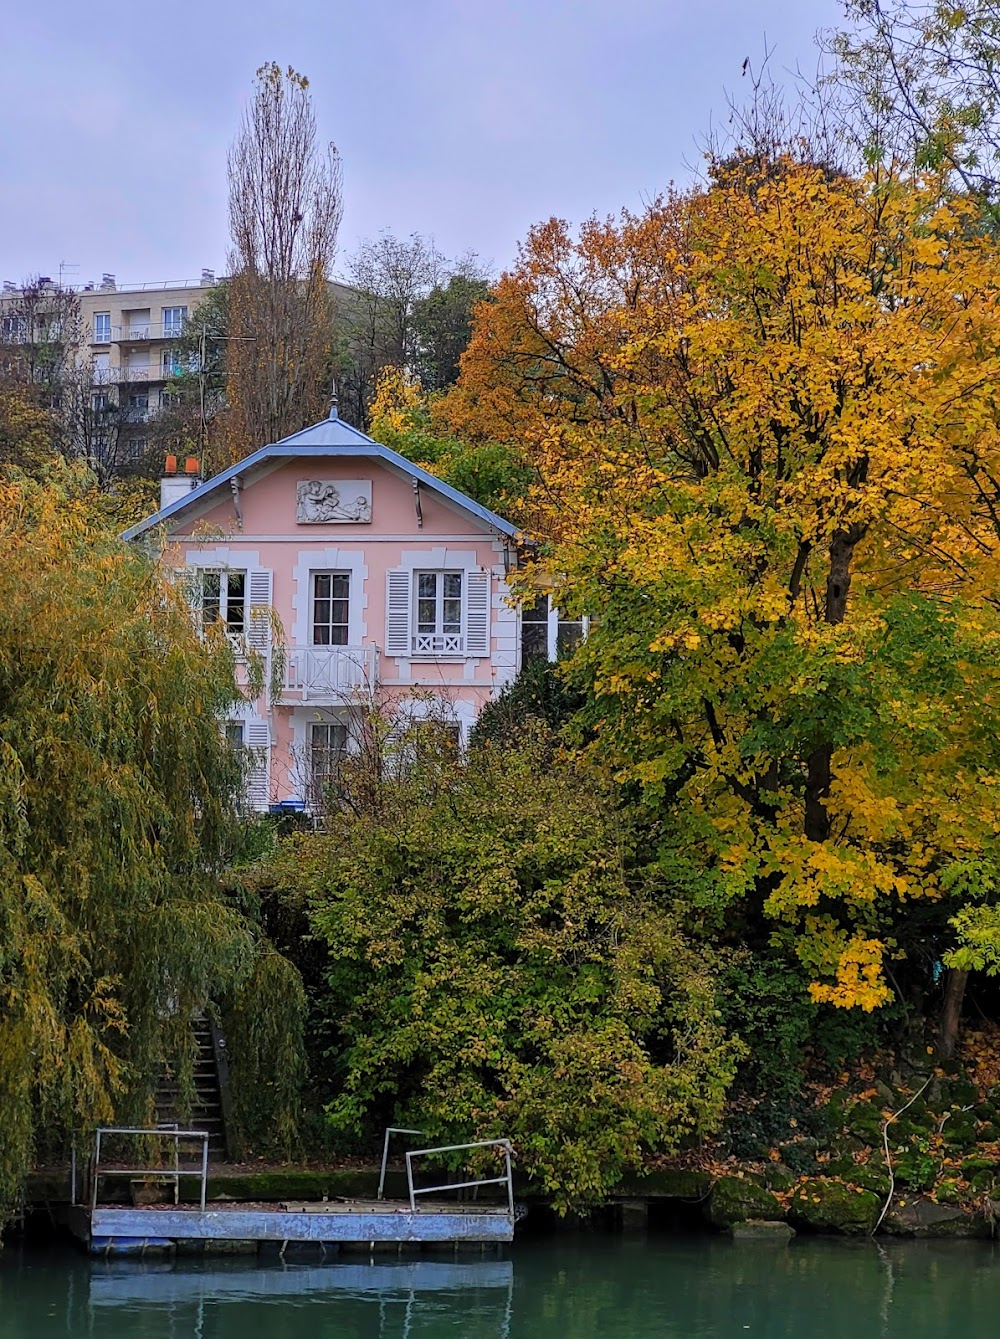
[328,378,339,420]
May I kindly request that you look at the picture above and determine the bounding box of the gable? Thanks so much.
[169,457,497,540]
[123,431,518,542]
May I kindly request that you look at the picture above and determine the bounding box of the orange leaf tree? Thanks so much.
[449,160,1000,1023]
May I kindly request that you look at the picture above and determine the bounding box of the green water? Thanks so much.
[1,1237,997,1337]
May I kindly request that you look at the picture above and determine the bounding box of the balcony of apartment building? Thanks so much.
[280,644,379,706]
[111,317,188,343]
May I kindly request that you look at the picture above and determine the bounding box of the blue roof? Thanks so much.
[122,411,519,541]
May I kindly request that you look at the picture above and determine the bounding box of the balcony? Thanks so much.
[93,365,161,385]
[282,645,378,705]
[111,321,186,342]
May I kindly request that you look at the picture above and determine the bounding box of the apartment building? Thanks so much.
[0,269,217,468]
[78,270,217,464]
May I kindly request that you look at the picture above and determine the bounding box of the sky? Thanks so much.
[0,0,845,289]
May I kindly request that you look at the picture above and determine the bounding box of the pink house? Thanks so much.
[125,406,522,812]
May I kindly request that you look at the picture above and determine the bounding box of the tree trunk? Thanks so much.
[937,968,969,1061]
[803,529,863,842]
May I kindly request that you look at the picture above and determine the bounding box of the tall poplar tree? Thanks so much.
[226,63,342,454]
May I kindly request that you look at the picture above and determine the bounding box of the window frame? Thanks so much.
[413,570,464,655]
[93,312,111,343]
[310,571,351,647]
[162,305,188,338]
[521,593,588,663]
[308,717,347,809]
[197,567,247,637]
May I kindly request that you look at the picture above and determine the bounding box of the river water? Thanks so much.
[1,1237,997,1337]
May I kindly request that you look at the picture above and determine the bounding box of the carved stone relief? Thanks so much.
[296,479,372,524]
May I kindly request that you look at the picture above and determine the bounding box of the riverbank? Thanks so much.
[21,1041,1000,1245]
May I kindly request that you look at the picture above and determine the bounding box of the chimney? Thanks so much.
[100,273,116,291]
[160,454,200,511]
[200,268,215,286]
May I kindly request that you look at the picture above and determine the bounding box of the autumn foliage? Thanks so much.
[449,161,1000,1016]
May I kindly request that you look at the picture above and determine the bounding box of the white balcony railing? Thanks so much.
[111,321,186,342]
[283,645,378,703]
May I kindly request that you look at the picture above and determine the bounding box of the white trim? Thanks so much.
[183,546,261,571]
[171,533,501,545]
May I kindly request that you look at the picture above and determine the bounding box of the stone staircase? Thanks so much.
[154,1016,228,1159]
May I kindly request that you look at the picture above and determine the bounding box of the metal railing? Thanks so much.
[405,1139,514,1219]
[87,1126,210,1211]
[378,1126,425,1200]
[111,321,187,341]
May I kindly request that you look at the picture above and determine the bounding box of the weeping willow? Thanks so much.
[0,472,302,1227]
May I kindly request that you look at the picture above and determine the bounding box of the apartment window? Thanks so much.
[225,721,245,751]
[91,392,110,415]
[1,315,27,344]
[309,719,347,807]
[126,438,146,465]
[163,306,187,338]
[93,352,110,382]
[311,573,350,646]
[162,348,183,376]
[126,392,148,421]
[199,569,246,635]
[93,312,111,342]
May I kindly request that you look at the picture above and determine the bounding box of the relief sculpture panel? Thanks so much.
[296,479,372,524]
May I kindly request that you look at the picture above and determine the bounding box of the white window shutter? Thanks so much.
[465,570,491,657]
[386,569,411,656]
[245,719,271,812]
[247,568,273,654]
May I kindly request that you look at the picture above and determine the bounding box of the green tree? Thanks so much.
[412,271,490,391]
[260,724,741,1209]
[0,473,302,1224]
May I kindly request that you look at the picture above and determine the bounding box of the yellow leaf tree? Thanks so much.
[450,160,1000,1049]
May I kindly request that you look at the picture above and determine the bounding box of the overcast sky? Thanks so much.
[1,0,844,289]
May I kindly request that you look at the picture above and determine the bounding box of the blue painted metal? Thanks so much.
[122,416,520,541]
[87,1260,514,1306]
[80,1203,513,1253]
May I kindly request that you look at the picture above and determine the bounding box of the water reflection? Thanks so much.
[1,1237,999,1339]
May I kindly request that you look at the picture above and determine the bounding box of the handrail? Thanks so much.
[404,1139,514,1221]
[377,1126,425,1200]
[89,1126,210,1212]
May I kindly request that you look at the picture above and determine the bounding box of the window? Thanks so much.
[1,315,27,344]
[126,392,148,421]
[161,348,184,376]
[414,572,462,654]
[225,720,245,751]
[557,612,585,658]
[91,392,110,415]
[311,573,350,646]
[520,593,588,662]
[521,594,550,662]
[162,305,187,338]
[414,719,462,763]
[126,438,146,465]
[309,719,346,808]
[199,569,246,635]
[93,352,110,382]
[93,312,111,342]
